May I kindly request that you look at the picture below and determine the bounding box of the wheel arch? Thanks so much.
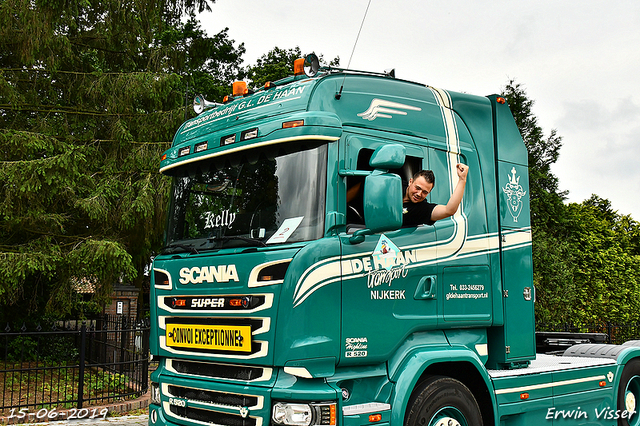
[389,347,496,426]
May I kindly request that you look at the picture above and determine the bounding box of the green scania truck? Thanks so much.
[149,55,640,426]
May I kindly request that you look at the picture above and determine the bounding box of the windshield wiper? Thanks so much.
[162,243,200,255]
[208,236,267,247]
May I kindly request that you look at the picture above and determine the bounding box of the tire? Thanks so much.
[405,376,483,426]
[618,359,640,426]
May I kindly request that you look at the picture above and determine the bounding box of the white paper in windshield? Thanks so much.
[266,216,304,244]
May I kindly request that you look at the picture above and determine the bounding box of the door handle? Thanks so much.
[414,275,437,300]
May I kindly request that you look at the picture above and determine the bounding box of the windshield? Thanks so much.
[165,141,327,251]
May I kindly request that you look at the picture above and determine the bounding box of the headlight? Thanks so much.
[273,403,312,426]
[150,382,161,405]
[272,402,336,426]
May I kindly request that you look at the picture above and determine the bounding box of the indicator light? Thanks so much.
[520,393,529,400]
[283,120,304,129]
[496,96,507,104]
[272,402,336,426]
[153,270,171,288]
[161,154,167,161]
[369,414,382,423]
[599,381,607,387]
[258,262,290,282]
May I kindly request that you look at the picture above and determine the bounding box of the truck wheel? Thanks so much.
[618,359,640,426]
[405,376,482,426]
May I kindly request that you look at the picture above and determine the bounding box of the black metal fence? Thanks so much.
[537,321,640,346]
[0,315,150,416]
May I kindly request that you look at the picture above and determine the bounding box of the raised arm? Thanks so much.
[430,163,469,221]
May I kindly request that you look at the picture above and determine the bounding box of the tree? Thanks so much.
[0,0,244,320]
[502,82,640,326]
[501,81,575,324]
[501,80,566,228]
[563,197,640,325]
[245,46,339,89]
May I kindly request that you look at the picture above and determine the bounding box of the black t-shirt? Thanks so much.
[402,200,437,227]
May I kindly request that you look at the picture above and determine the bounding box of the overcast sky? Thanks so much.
[200,0,640,219]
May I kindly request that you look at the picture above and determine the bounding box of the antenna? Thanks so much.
[336,0,372,100]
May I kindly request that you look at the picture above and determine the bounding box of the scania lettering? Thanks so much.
[149,54,640,426]
[178,265,239,284]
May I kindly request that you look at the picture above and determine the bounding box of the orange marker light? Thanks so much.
[520,393,529,400]
[282,120,304,129]
[496,96,507,104]
[369,414,382,423]
[161,154,167,161]
[599,381,607,387]
[233,81,248,96]
[293,58,305,76]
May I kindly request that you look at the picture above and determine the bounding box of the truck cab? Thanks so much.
[149,55,640,426]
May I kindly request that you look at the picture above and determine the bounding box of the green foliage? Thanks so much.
[245,46,339,89]
[503,82,640,326]
[0,0,244,319]
[6,336,40,362]
[562,197,640,323]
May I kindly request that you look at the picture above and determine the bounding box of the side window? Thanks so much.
[346,149,372,225]
[346,147,423,227]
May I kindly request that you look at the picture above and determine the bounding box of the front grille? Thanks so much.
[170,405,257,426]
[168,385,259,407]
[170,360,272,382]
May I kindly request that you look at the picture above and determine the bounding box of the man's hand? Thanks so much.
[456,163,469,181]
[431,163,469,222]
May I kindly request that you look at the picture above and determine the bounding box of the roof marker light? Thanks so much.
[233,81,248,96]
[194,141,208,153]
[293,58,305,76]
[497,96,507,104]
[241,128,258,141]
[221,134,236,145]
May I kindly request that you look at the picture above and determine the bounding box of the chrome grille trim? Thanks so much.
[166,359,273,383]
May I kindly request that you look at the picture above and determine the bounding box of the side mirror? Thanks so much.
[369,144,406,169]
[349,144,405,243]
[364,172,403,232]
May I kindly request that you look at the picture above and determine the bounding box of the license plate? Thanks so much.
[166,324,252,352]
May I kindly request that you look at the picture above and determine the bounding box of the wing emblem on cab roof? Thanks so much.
[357,98,421,121]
